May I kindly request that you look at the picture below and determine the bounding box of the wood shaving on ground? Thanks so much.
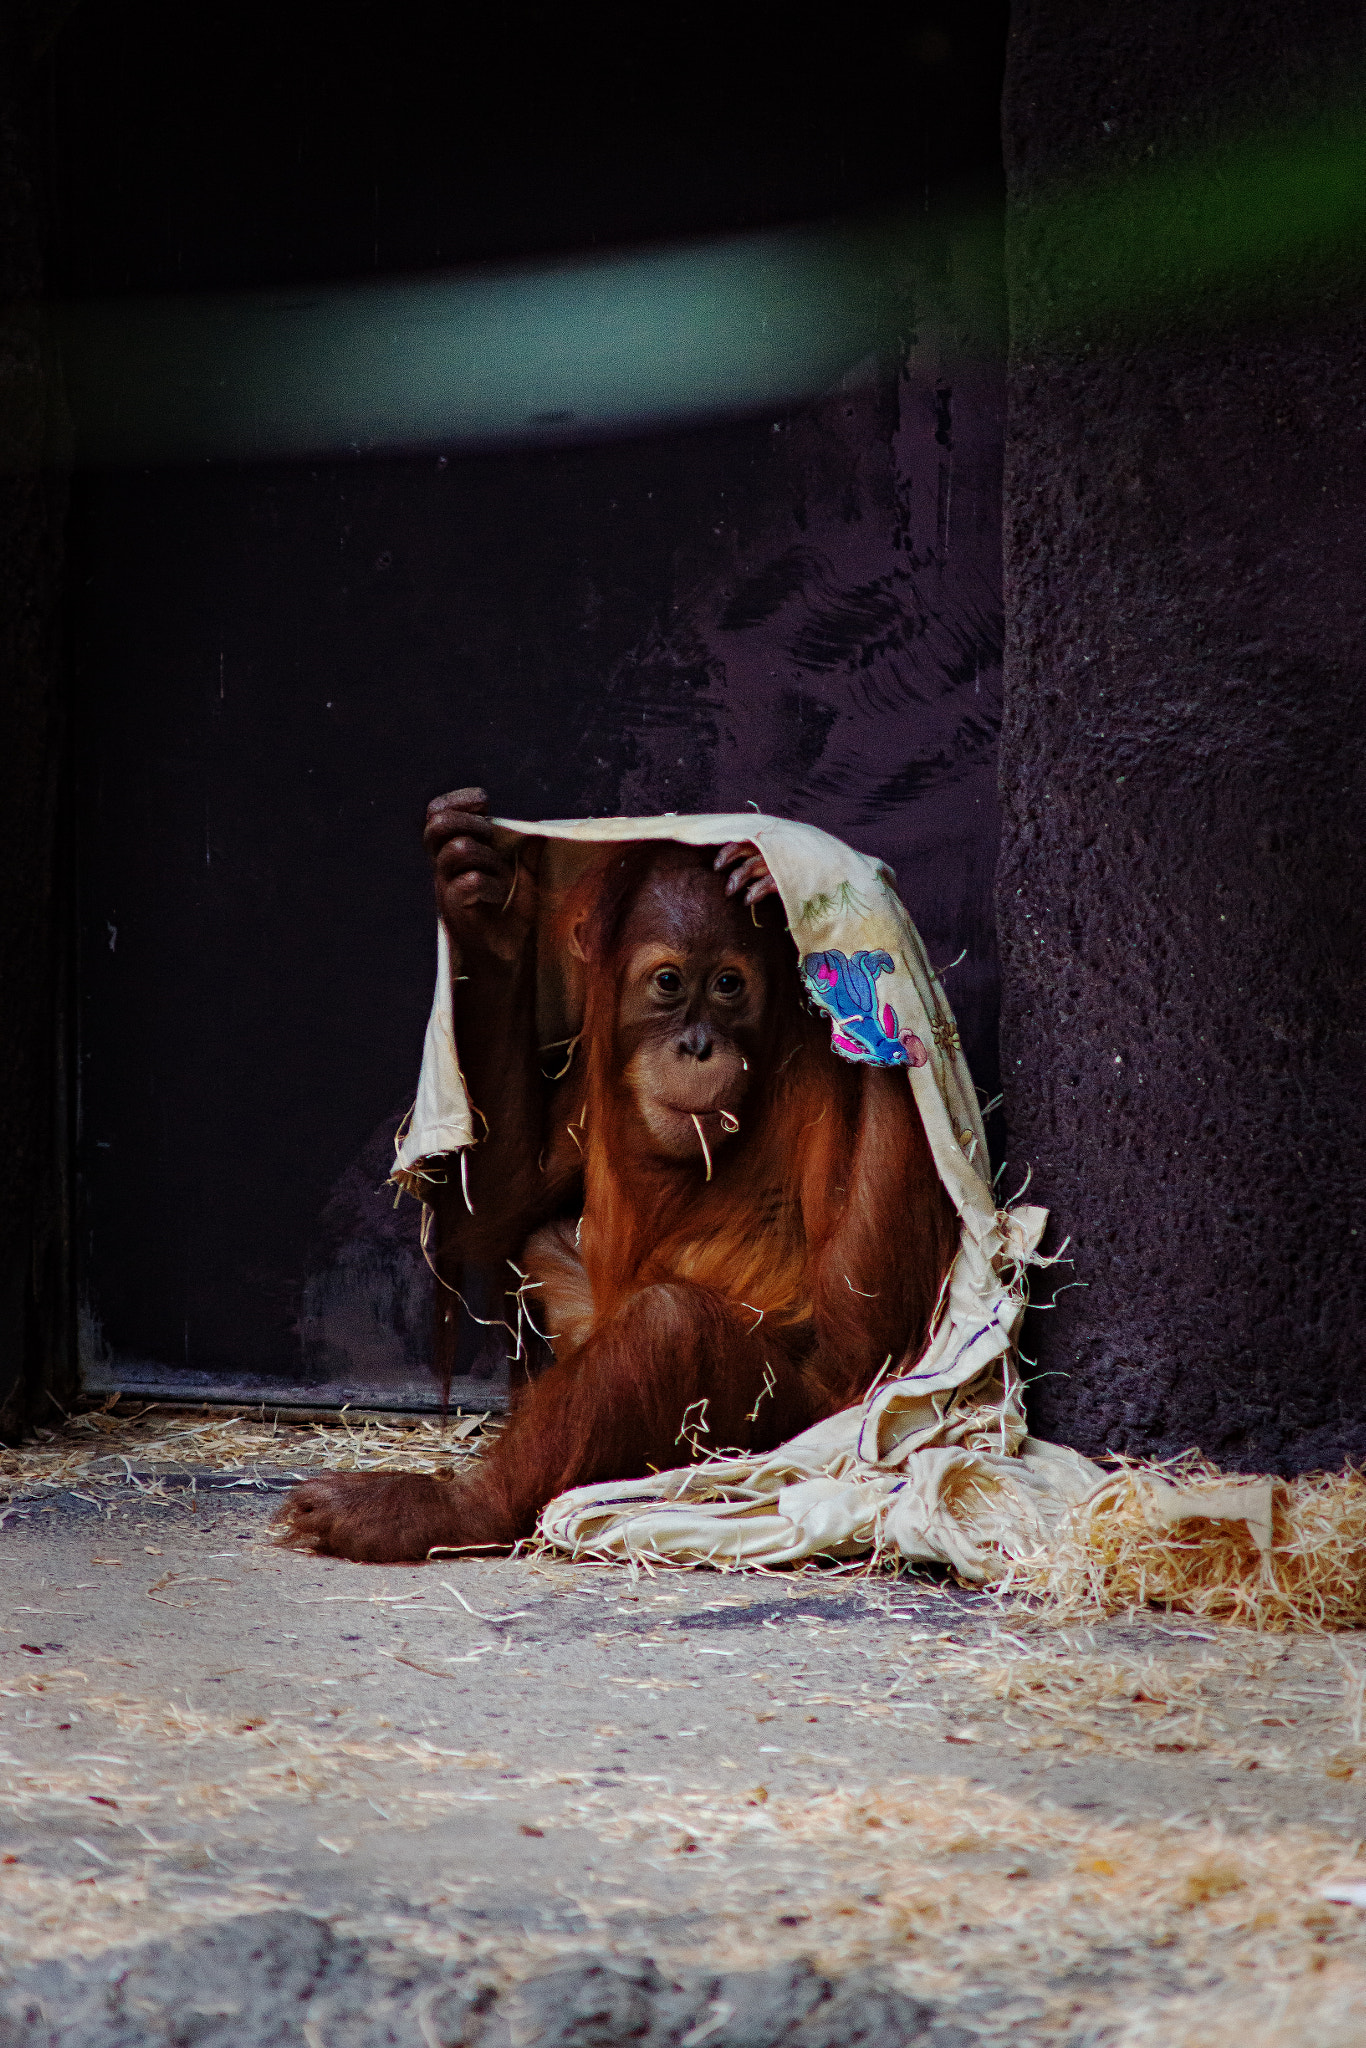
[997,1455,1366,1631]
[915,1626,1366,1776]
[0,1657,586,1964]
[0,1406,497,1507]
[8,1417,1366,1634]
[8,1649,1366,2045]
[514,1767,1366,2045]
[3,1544,1366,2043]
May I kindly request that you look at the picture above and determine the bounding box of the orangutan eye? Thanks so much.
[713,970,744,997]
[653,967,684,996]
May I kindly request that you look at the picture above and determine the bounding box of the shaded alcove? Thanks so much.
[53,1,1012,1407]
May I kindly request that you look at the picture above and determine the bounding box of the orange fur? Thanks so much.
[278,841,957,1563]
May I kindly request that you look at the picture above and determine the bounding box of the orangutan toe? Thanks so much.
[275,1471,431,1562]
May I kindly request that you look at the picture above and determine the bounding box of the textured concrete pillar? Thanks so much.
[998,2,1366,1468]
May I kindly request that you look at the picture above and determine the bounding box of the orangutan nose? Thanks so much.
[678,1023,714,1061]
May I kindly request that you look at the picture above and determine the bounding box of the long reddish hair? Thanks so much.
[550,846,858,1332]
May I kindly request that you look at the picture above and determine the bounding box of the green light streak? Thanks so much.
[1010,98,1366,347]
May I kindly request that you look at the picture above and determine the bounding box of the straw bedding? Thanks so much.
[997,1454,1366,1632]
[6,1414,1366,1632]
[0,1402,495,1511]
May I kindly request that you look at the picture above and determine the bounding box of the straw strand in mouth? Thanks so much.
[690,1114,713,1180]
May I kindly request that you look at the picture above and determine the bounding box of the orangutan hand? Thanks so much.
[713,840,780,906]
[424,787,535,959]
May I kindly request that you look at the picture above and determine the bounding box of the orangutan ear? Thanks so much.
[567,914,591,963]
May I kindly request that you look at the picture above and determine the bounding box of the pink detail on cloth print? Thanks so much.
[832,1032,863,1055]
[899,1031,930,1067]
[815,961,839,986]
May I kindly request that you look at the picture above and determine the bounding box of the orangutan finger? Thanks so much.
[428,787,489,817]
[722,853,773,897]
[424,806,497,860]
[434,836,505,880]
[443,870,508,907]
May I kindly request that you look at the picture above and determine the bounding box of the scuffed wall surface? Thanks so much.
[999,1,1366,1467]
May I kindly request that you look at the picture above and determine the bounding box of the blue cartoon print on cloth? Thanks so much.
[801,949,930,1069]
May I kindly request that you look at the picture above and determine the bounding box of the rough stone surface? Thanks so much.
[0,1908,955,2047]
[998,0,1366,1467]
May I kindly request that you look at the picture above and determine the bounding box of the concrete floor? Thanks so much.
[3,1475,1366,2044]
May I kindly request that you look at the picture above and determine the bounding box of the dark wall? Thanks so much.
[58,3,1011,1401]
[49,3,1007,292]
[73,324,1006,1400]
[0,3,76,1439]
[999,3,1366,1469]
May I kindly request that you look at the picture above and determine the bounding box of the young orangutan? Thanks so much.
[276,788,958,1562]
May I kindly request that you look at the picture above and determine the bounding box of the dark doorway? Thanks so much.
[57,2,1011,1409]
